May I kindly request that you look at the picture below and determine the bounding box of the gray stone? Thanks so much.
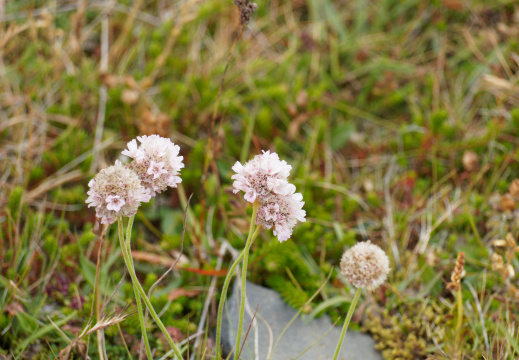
[220,280,383,360]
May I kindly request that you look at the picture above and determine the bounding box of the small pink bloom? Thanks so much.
[86,162,150,225]
[254,187,305,242]
[234,151,305,242]
[232,150,293,203]
[274,223,292,242]
[244,190,257,203]
[263,203,279,222]
[122,140,145,162]
[147,161,168,179]
[123,135,184,197]
[106,195,126,212]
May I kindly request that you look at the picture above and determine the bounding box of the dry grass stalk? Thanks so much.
[110,0,143,59]
[479,74,519,101]
[57,305,134,360]
[143,0,202,85]
[199,0,259,264]
[86,305,135,337]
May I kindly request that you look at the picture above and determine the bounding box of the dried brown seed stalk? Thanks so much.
[447,252,465,292]
[233,0,258,25]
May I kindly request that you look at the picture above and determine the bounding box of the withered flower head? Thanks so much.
[340,241,390,291]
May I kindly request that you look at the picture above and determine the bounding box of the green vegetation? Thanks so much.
[2,0,519,359]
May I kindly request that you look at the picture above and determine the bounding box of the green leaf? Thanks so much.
[330,123,355,151]
[160,209,183,236]
[15,311,77,357]
[306,296,351,322]
[8,186,24,221]
[16,311,38,333]
[78,249,97,287]
[77,238,117,295]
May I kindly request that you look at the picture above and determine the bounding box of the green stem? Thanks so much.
[454,287,463,354]
[215,229,262,360]
[215,249,245,360]
[118,218,184,360]
[234,202,261,360]
[332,288,361,360]
[214,204,261,360]
[123,217,153,360]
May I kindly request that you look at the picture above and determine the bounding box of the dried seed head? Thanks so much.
[340,241,390,291]
[233,0,257,25]
[491,239,508,248]
[500,194,515,211]
[510,179,519,197]
[506,233,517,248]
[491,252,504,270]
[138,110,170,137]
[462,151,478,171]
[491,253,514,279]
[491,233,519,281]
[121,89,139,105]
[508,264,516,278]
[425,250,439,267]
[446,252,465,292]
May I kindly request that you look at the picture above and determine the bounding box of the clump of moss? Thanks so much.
[363,303,445,360]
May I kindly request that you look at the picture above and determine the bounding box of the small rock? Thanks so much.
[220,280,383,360]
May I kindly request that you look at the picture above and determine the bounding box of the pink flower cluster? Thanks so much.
[123,135,184,197]
[86,161,151,224]
[86,139,304,242]
[232,151,306,242]
[86,135,184,225]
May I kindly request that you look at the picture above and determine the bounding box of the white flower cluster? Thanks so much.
[86,135,184,225]
[86,161,151,225]
[340,241,390,291]
[232,151,306,242]
[123,135,184,197]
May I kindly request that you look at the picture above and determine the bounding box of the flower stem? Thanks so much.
[214,224,262,359]
[132,282,153,360]
[124,217,153,360]
[332,287,361,360]
[214,249,245,360]
[117,218,184,360]
[454,287,463,356]
[234,202,261,360]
